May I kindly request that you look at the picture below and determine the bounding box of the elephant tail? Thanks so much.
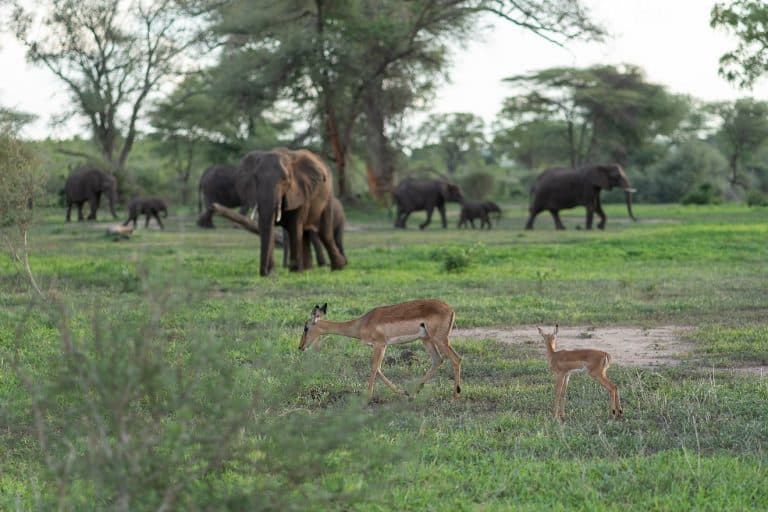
[198,183,202,213]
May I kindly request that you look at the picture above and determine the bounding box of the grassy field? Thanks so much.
[1,202,767,510]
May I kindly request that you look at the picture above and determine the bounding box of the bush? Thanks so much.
[746,189,768,207]
[459,171,495,200]
[681,183,722,205]
[3,279,402,510]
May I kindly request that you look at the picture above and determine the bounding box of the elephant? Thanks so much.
[237,147,346,276]
[197,164,249,228]
[64,167,118,222]
[392,178,464,229]
[123,197,168,229]
[282,195,346,268]
[525,164,637,230]
[482,201,502,223]
[457,201,492,229]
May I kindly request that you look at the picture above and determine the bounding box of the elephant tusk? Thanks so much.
[624,188,637,193]
[249,207,257,220]
[276,206,282,224]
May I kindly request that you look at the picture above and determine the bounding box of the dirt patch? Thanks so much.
[454,325,695,368]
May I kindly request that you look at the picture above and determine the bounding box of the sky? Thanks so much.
[1,0,767,140]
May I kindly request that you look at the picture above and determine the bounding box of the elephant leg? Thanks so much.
[287,220,304,272]
[197,207,215,228]
[282,228,290,268]
[153,212,164,229]
[317,207,346,270]
[334,226,345,257]
[122,215,132,227]
[66,202,73,222]
[595,196,607,230]
[420,207,434,230]
[470,218,476,229]
[400,211,412,229]
[550,210,566,230]
[310,231,327,266]
[302,234,314,269]
[77,203,85,222]
[438,203,447,229]
[585,207,594,230]
[87,196,98,220]
[525,208,539,230]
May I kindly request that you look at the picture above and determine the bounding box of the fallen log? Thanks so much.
[210,202,284,246]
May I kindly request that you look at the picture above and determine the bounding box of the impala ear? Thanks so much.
[554,324,559,335]
[320,303,327,314]
[536,326,544,337]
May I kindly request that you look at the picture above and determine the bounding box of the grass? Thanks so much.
[1,202,767,510]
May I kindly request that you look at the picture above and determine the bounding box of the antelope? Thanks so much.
[299,300,463,400]
[538,325,623,420]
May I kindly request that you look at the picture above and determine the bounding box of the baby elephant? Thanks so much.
[124,197,168,229]
[458,201,492,229]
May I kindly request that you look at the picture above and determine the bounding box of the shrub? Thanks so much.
[746,189,768,207]
[459,171,495,200]
[3,279,401,510]
[681,183,722,205]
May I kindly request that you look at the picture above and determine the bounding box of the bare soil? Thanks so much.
[454,325,696,368]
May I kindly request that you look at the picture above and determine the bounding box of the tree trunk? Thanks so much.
[362,88,396,202]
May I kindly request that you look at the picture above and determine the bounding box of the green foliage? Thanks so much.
[711,1,768,87]
[681,183,723,205]
[0,133,42,230]
[707,98,768,186]
[746,189,768,206]
[1,204,768,509]
[459,171,495,200]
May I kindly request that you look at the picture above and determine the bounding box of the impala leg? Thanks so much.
[377,369,408,396]
[554,374,565,419]
[560,373,571,419]
[416,341,443,393]
[436,338,463,399]
[592,369,621,418]
[368,345,386,399]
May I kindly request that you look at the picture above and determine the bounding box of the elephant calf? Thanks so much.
[124,197,168,229]
[458,201,500,230]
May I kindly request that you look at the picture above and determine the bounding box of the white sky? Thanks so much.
[1,0,767,140]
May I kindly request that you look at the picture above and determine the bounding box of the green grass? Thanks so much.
[1,202,767,510]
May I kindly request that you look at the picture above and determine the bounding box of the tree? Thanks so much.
[10,0,204,176]
[711,1,768,88]
[0,130,44,296]
[211,0,604,198]
[0,106,37,133]
[417,112,486,175]
[500,65,688,168]
[707,98,768,187]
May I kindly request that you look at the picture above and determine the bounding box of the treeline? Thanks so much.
[4,1,768,207]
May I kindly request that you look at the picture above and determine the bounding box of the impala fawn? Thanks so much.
[538,325,623,420]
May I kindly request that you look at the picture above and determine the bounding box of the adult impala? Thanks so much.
[299,300,463,400]
[538,325,623,420]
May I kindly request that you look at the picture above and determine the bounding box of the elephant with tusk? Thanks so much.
[525,163,637,230]
[236,148,346,277]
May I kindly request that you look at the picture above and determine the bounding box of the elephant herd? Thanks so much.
[63,156,637,277]
[391,163,636,231]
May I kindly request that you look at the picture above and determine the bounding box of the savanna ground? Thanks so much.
[1,202,767,510]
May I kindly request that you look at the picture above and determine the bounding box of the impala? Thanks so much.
[299,300,462,399]
[538,325,623,420]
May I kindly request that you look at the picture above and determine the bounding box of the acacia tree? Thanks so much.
[500,65,687,168]
[10,0,205,176]
[212,0,603,198]
[707,98,768,186]
[711,1,768,87]
[417,112,486,175]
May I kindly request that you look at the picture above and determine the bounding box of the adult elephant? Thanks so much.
[197,164,248,228]
[64,167,118,222]
[525,164,637,230]
[282,195,346,268]
[392,178,464,229]
[237,148,346,276]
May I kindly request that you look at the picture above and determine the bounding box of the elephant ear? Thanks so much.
[286,150,330,210]
[281,151,306,210]
[589,166,611,189]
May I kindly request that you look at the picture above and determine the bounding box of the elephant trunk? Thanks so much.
[258,210,276,277]
[108,189,118,219]
[624,189,637,221]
